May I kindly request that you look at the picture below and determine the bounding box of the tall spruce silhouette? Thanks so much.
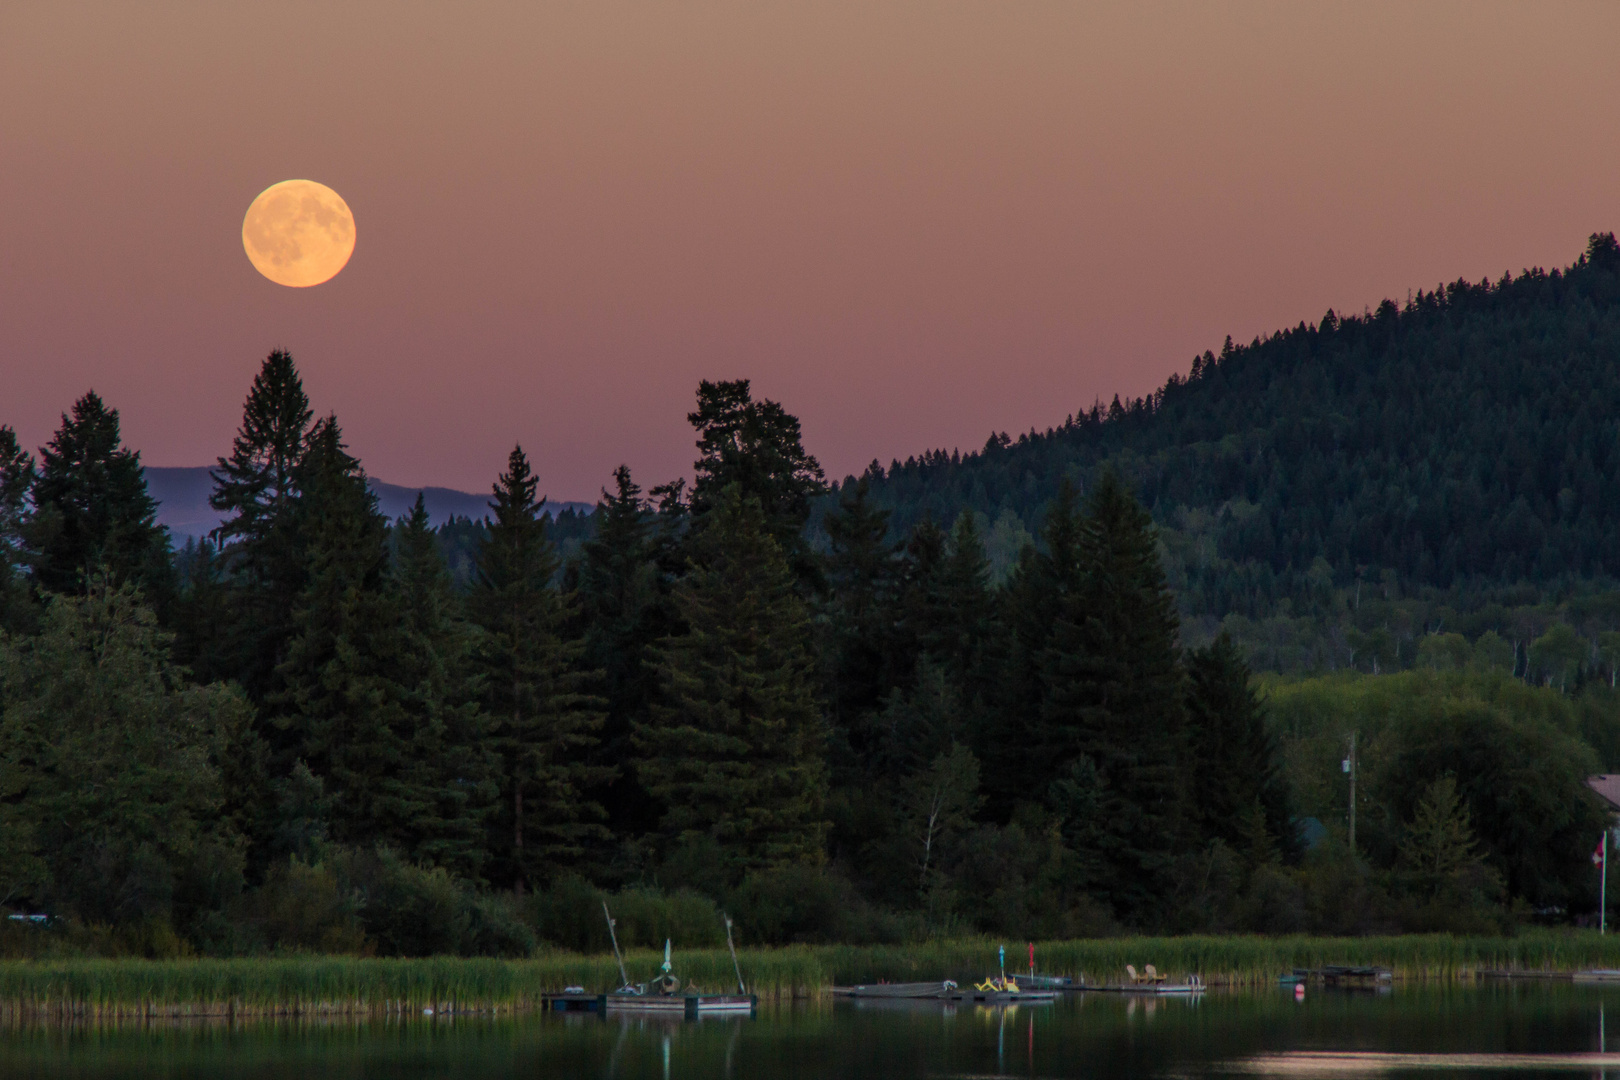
[637,486,827,873]
[1039,471,1185,922]
[469,446,606,892]
[29,392,168,598]
[207,350,315,701]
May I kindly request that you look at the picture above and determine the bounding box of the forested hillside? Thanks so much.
[847,234,1620,673]
[5,246,1620,959]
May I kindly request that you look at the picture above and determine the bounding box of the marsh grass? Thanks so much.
[5,932,1620,1017]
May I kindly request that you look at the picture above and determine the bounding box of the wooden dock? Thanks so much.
[1573,969,1620,984]
[1292,966,1392,985]
[1082,982,1205,995]
[832,981,958,999]
[541,993,757,1018]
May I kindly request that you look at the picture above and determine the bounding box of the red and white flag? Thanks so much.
[1596,837,1607,867]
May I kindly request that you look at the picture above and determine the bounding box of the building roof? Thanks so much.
[1588,775,1620,812]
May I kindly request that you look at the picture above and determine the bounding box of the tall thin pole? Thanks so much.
[1603,831,1608,936]
[603,901,631,989]
[723,913,746,994]
[1346,731,1357,856]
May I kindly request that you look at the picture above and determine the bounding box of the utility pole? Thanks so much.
[1343,731,1357,855]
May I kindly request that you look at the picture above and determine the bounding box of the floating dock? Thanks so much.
[606,993,755,1017]
[1083,982,1205,995]
[832,981,1059,1003]
[832,981,958,999]
[1291,966,1393,986]
[542,993,756,1017]
[1573,970,1620,984]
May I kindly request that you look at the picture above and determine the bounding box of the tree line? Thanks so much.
[843,234,1620,637]
[0,346,1610,955]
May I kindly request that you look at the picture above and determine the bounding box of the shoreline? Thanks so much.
[3,933,1619,1018]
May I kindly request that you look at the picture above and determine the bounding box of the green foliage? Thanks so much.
[687,379,827,584]
[468,446,606,889]
[245,847,534,957]
[203,349,314,699]
[1035,472,1187,921]
[526,876,726,952]
[0,427,36,635]
[272,420,446,863]
[27,392,169,598]
[896,743,983,900]
[1265,668,1609,909]
[19,932,1620,1013]
[574,465,664,859]
[391,496,498,878]
[0,584,248,933]
[638,487,827,874]
[842,234,1620,658]
[23,285,1620,951]
[1186,632,1297,863]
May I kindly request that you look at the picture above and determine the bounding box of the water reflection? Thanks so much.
[1,984,1619,1079]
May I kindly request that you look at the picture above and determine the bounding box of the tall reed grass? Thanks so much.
[5,932,1620,1018]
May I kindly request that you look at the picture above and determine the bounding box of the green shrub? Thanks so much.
[527,876,726,951]
[729,865,902,945]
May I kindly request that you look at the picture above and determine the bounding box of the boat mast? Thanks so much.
[603,900,631,989]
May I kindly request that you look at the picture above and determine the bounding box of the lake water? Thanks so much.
[6,983,1620,1079]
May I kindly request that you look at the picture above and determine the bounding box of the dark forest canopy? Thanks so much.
[5,240,1620,958]
[849,233,1620,593]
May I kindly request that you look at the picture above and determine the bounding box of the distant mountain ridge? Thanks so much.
[144,466,591,539]
[849,233,1620,617]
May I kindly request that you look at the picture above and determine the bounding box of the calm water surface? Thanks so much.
[6,984,1620,1079]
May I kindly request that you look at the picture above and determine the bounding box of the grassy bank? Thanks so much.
[6,933,1620,1018]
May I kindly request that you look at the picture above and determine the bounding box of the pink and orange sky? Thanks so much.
[3,1,1617,499]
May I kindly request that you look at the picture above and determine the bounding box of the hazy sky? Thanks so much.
[3,2,1617,499]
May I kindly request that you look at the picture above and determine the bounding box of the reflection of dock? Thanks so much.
[957,988,1060,1003]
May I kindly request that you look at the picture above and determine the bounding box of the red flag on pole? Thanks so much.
[1596,837,1607,866]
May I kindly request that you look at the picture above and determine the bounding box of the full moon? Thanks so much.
[241,179,356,287]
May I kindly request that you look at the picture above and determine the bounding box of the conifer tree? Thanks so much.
[686,380,826,584]
[273,419,439,859]
[1185,632,1298,862]
[169,538,235,685]
[1039,471,1186,922]
[889,516,947,682]
[28,392,169,598]
[636,486,827,872]
[0,427,36,633]
[821,477,901,772]
[980,483,1082,803]
[929,512,995,686]
[206,350,314,700]
[469,446,606,891]
[576,465,662,845]
[393,495,499,877]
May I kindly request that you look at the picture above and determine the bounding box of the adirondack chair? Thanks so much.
[1125,964,1141,984]
[1143,964,1167,984]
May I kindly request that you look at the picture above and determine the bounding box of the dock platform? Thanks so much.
[542,993,757,1017]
